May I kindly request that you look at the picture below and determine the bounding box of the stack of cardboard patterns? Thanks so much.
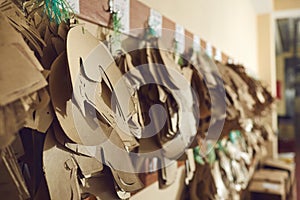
[0,146,30,199]
[0,0,277,199]
[115,38,202,188]
[249,159,296,199]
[0,1,48,198]
[114,35,276,198]
[0,1,146,198]
[184,59,275,199]
[0,6,47,149]
[45,26,145,199]
[227,63,275,116]
[171,47,275,199]
[187,127,271,200]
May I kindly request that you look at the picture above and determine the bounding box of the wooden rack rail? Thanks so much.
[77,0,232,63]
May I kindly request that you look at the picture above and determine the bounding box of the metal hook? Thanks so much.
[103,0,113,13]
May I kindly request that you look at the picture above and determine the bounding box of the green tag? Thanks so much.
[217,141,225,152]
[194,146,205,165]
[207,143,216,164]
[195,155,205,165]
[229,130,237,143]
[178,56,184,66]
[148,8,162,37]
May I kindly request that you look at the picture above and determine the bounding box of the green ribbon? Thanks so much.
[112,12,122,33]
[110,11,122,54]
[42,0,73,24]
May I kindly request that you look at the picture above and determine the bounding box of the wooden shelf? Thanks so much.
[77,0,232,63]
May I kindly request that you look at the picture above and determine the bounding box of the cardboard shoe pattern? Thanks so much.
[68,26,143,193]
[119,40,199,159]
[49,50,143,196]
[66,25,139,148]
[43,127,123,200]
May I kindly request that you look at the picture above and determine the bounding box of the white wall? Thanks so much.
[138,0,259,75]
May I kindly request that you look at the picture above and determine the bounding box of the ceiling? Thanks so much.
[276,17,300,55]
[252,0,273,14]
